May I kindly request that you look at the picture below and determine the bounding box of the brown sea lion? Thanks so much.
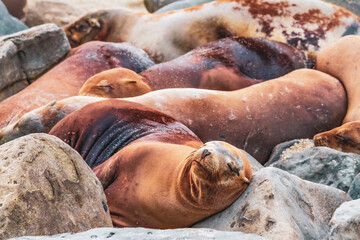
[65,0,360,62]
[79,68,152,98]
[313,121,360,154]
[2,0,27,19]
[0,41,154,128]
[316,35,360,124]
[80,37,313,97]
[49,99,253,228]
[1,69,346,164]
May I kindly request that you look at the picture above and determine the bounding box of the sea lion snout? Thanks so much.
[313,134,330,147]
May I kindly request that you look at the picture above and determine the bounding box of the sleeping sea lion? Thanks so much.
[78,68,151,98]
[65,0,360,62]
[49,99,253,228]
[316,35,360,124]
[1,69,346,164]
[0,41,154,128]
[313,121,360,154]
[80,36,313,97]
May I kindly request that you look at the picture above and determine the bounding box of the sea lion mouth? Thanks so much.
[192,160,213,178]
[68,38,80,48]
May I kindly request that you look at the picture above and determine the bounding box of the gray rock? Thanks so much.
[155,0,214,13]
[348,173,360,199]
[0,133,112,239]
[194,167,350,240]
[9,227,268,240]
[325,0,360,17]
[328,199,360,240]
[0,23,70,100]
[266,139,313,166]
[270,146,360,192]
[0,1,28,36]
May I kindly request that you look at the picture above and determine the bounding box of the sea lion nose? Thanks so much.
[201,149,211,159]
[313,135,329,146]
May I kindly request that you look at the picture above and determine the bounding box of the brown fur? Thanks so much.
[314,121,360,154]
[49,99,253,228]
[79,68,151,98]
[0,41,154,128]
[316,35,360,123]
[2,0,26,19]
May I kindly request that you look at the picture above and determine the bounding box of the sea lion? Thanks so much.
[79,68,152,98]
[65,0,360,62]
[313,121,360,154]
[1,69,346,164]
[2,0,27,19]
[316,35,360,124]
[49,99,253,228]
[0,41,154,128]
[80,37,313,97]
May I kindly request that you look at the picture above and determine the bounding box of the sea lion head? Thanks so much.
[64,10,113,47]
[79,68,152,98]
[313,121,360,154]
[187,141,252,188]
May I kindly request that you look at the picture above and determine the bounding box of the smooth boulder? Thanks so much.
[194,167,350,240]
[0,23,70,101]
[270,146,360,192]
[0,0,28,36]
[0,133,112,239]
[328,199,360,240]
[8,227,268,240]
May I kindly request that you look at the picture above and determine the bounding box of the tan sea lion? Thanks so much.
[1,69,346,164]
[79,68,152,98]
[316,35,360,124]
[80,36,313,97]
[65,0,360,62]
[313,121,360,154]
[49,99,253,228]
[0,41,154,128]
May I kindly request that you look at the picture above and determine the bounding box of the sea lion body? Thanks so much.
[80,37,313,97]
[2,69,346,164]
[316,35,360,123]
[65,0,360,62]
[49,100,252,228]
[0,41,154,128]
[313,121,360,154]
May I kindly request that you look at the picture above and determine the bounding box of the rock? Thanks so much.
[0,80,28,101]
[8,227,269,240]
[325,0,360,17]
[348,173,360,199]
[328,199,360,240]
[0,0,28,36]
[2,0,27,19]
[194,167,350,240]
[144,0,178,13]
[265,139,314,166]
[0,133,112,239]
[242,150,263,172]
[0,23,70,101]
[270,146,360,192]
[24,0,146,27]
[155,0,213,13]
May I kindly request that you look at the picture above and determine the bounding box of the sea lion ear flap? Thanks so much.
[89,18,100,28]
